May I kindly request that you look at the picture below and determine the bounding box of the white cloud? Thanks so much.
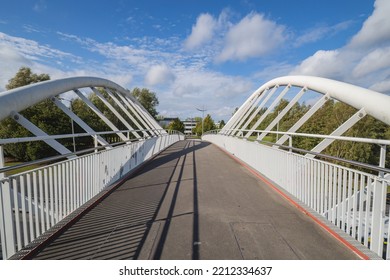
[348,0,390,49]
[145,64,175,86]
[156,67,254,120]
[291,0,390,94]
[0,32,133,91]
[291,50,347,79]
[0,44,32,90]
[369,79,390,93]
[353,46,390,77]
[184,13,217,50]
[217,13,286,62]
[0,32,80,63]
[0,29,251,121]
[294,21,352,47]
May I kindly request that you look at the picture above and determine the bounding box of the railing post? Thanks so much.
[288,136,292,153]
[94,135,98,153]
[0,145,4,178]
[0,146,16,259]
[371,144,387,256]
[379,144,386,177]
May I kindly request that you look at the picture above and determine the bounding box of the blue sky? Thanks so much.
[1,0,389,121]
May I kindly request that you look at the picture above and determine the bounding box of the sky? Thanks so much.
[1,0,389,122]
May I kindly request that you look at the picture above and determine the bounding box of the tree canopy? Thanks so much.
[219,120,225,129]
[193,114,216,136]
[6,67,50,90]
[167,118,184,133]
[0,67,73,161]
[131,88,159,119]
[0,68,163,161]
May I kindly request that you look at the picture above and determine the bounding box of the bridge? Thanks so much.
[0,76,389,260]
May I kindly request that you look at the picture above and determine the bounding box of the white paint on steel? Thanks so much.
[0,77,130,121]
[90,87,140,138]
[0,133,184,259]
[204,133,389,259]
[245,85,291,138]
[258,87,306,141]
[306,108,367,157]
[275,93,330,146]
[73,89,129,141]
[52,97,110,146]
[11,112,73,156]
[232,75,390,126]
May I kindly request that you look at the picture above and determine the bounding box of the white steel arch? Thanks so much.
[207,75,390,260]
[223,75,390,133]
[0,77,165,156]
[0,77,153,123]
[0,77,183,260]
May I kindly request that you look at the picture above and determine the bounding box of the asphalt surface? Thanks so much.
[31,140,360,260]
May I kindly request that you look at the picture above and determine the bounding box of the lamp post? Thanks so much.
[196,106,207,136]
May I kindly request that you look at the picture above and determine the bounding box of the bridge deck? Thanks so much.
[31,140,359,260]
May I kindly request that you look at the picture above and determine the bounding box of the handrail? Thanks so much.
[0,129,169,145]
[259,139,390,175]
[206,129,390,146]
[0,130,183,175]
[203,129,390,175]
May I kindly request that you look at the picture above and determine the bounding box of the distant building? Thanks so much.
[183,118,198,135]
[158,117,198,135]
[158,117,177,128]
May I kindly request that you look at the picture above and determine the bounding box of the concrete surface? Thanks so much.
[32,140,360,260]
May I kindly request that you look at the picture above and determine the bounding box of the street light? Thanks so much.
[196,106,207,136]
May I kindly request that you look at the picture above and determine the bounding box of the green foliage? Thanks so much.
[131,88,159,119]
[219,120,225,129]
[252,98,390,169]
[6,67,50,90]
[193,114,216,136]
[167,118,184,133]
[0,67,73,161]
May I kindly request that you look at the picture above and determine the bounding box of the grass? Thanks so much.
[3,162,44,176]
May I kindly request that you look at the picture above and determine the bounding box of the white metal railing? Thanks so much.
[203,131,390,260]
[0,131,184,259]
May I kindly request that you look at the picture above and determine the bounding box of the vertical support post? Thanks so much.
[0,145,6,259]
[374,144,387,257]
[0,145,4,177]
[370,145,387,256]
[288,136,292,153]
[0,146,3,169]
[94,135,98,153]
[0,146,16,259]
[379,145,386,177]
[71,119,76,153]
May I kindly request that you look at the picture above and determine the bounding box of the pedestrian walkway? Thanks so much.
[30,140,360,260]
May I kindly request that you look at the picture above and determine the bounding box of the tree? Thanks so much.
[131,88,159,119]
[0,67,72,161]
[219,120,225,129]
[167,118,184,133]
[6,67,50,90]
[193,114,216,136]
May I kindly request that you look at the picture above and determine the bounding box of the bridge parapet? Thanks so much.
[0,77,184,259]
[204,131,389,259]
[205,75,390,259]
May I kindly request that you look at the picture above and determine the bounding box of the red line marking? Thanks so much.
[213,143,370,260]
